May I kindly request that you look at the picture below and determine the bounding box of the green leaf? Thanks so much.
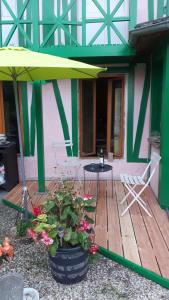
[84,199,96,206]
[63,228,72,241]
[84,206,96,212]
[69,211,78,226]
[70,231,78,245]
[75,197,84,205]
[44,201,56,212]
[85,215,95,224]
[36,214,47,222]
[34,223,45,233]
[47,216,57,225]
[49,241,59,257]
[60,206,71,221]
[48,229,57,238]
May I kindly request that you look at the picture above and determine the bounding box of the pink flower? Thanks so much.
[41,237,53,246]
[78,220,90,232]
[83,194,93,200]
[27,228,37,241]
[41,231,48,239]
[33,207,41,217]
[89,244,99,254]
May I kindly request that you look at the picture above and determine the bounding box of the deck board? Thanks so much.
[3,179,169,281]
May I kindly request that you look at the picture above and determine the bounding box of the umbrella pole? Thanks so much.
[13,80,28,219]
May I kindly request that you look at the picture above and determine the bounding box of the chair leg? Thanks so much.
[123,183,147,206]
[120,184,137,204]
[121,185,152,217]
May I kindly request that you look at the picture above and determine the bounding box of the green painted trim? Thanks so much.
[148,0,154,20]
[71,80,78,156]
[17,0,24,46]
[127,66,135,162]
[99,247,169,289]
[70,0,77,44]
[0,2,2,47]
[52,81,72,156]
[30,87,36,156]
[34,82,45,193]
[39,45,135,58]
[150,58,163,134]
[82,0,86,46]
[129,0,137,30]
[32,0,39,50]
[20,82,30,156]
[42,0,55,47]
[26,0,31,48]
[62,0,70,45]
[159,42,169,209]
[157,0,165,18]
[2,198,34,218]
[133,64,150,158]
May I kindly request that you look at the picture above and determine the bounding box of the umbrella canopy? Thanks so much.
[0,46,106,218]
[0,47,105,81]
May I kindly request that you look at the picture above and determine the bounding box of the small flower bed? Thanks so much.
[0,237,13,265]
[28,181,99,257]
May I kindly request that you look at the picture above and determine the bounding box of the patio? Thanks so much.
[3,180,169,283]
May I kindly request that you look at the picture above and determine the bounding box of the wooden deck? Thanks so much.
[3,180,169,281]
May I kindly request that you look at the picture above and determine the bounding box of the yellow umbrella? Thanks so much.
[0,46,106,218]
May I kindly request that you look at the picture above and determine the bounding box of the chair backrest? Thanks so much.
[141,152,161,183]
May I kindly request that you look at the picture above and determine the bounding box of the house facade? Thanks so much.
[0,0,168,208]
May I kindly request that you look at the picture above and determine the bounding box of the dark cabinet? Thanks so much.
[0,142,19,191]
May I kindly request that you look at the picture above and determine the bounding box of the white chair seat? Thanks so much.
[120,174,145,185]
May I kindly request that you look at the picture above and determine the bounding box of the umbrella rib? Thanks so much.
[0,69,12,79]
[17,67,39,80]
[72,68,97,78]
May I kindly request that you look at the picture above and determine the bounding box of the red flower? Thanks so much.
[27,228,37,241]
[33,207,41,217]
[89,244,99,254]
[83,194,93,200]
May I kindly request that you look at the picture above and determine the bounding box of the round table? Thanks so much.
[83,163,113,199]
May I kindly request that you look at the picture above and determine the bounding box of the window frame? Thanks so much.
[79,76,125,159]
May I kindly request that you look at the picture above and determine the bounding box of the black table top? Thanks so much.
[84,163,112,173]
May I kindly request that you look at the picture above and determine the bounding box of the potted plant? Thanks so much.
[27,181,98,284]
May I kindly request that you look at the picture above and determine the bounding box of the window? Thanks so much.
[0,81,19,151]
[80,77,124,158]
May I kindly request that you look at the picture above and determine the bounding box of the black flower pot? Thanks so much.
[49,246,89,284]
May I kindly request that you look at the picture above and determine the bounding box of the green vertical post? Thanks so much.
[82,0,86,46]
[42,0,55,46]
[71,80,78,156]
[129,0,137,30]
[157,0,165,18]
[17,0,24,46]
[71,0,77,44]
[148,0,154,20]
[159,42,169,209]
[32,0,39,50]
[34,82,45,192]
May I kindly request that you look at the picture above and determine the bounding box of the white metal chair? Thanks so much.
[53,140,81,181]
[120,152,161,217]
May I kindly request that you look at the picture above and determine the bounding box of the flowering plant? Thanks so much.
[0,237,14,265]
[28,182,99,257]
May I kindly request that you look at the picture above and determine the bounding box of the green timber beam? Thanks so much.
[129,0,137,30]
[42,0,55,46]
[148,0,154,20]
[34,82,45,193]
[52,81,72,156]
[39,45,135,58]
[30,86,36,156]
[159,42,169,209]
[157,0,165,18]
[133,64,150,158]
[150,57,163,134]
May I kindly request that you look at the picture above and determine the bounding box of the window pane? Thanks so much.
[110,80,122,155]
[81,80,95,154]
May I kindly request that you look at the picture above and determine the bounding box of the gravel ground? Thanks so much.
[0,201,169,300]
